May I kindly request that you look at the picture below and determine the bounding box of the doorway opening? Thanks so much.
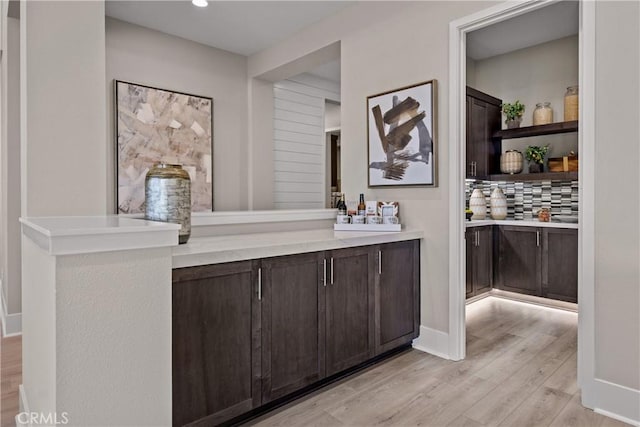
[449,1,595,395]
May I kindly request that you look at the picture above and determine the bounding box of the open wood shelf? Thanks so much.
[494,120,578,139]
[489,171,578,182]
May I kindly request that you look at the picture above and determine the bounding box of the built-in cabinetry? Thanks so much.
[466,86,579,182]
[466,87,502,179]
[494,225,578,303]
[172,240,420,426]
[465,226,493,299]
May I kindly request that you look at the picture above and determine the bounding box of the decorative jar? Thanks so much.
[564,85,579,121]
[490,188,508,220]
[469,189,487,220]
[145,163,191,244]
[533,102,553,125]
[500,150,524,174]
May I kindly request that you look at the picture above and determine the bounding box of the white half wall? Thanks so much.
[105,17,249,212]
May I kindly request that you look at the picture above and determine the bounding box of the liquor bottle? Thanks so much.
[357,194,366,216]
[336,193,347,215]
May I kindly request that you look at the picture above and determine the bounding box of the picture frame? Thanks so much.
[367,80,437,187]
[114,80,214,214]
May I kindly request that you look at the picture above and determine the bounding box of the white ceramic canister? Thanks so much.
[469,189,487,220]
[500,150,523,174]
[490,188,508,220]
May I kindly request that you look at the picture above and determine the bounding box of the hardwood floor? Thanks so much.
[1,333,21,427]
[249,297,629,427]
[0,298,630,426]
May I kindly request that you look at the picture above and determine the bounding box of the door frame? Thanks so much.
[447,0,596,407]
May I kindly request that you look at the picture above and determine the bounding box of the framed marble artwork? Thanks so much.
[367,80,437,187]
[115,80,213,214]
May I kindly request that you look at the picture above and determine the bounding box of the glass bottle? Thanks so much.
[533,102,553,125]
[564,85,579,121]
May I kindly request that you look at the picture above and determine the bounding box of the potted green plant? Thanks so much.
[501,101,525,129]
[525,145,550,173]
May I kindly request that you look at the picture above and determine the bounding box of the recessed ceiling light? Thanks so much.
[192,0,208,7]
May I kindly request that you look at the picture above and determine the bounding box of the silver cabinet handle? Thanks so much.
[323,259,327,287]
[330,257,334,285]
[257,267,262,301]
[378,250,382,275]
[536,230,540,247]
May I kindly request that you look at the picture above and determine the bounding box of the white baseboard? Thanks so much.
[17,384,29,427]
[412,325,450,360]
[0,287,22,337]
[591,379,640,426]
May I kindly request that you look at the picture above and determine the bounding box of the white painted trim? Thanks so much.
[449,0,553,363]
[17,384,29,427]
[0,285,21,336]
[577,0,596,403]
[412,325,450,360]
[592,379,640,426]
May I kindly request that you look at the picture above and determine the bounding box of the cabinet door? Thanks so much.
[465,228,475,298]
[474,226,493,295]
[172,261,261,426]
[325,246,375,376]
[542,228,578,303]
[496,226,542,296]
[466,88,502,179]
[261,252,325,403]
[376,240,420,355]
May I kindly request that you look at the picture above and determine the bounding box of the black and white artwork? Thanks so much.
[367,80,437,187]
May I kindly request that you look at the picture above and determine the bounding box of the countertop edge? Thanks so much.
[172,229,424,269]
[465,219,578,229]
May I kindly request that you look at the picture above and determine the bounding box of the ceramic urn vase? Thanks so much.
[469,189,487,220]
[490,188,508,220]
[145,163,192,244]
[500,150,524,174]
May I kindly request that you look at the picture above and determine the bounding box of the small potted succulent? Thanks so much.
[501,100,525,129]
[525,145,550,173]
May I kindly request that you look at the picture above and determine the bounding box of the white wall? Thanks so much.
[20,1,107,216]
[105,17,249,212]
[593,0,639,392]
[324,101,341,131]
[1,16,21,321]
[273,73,339,209]
[472,35,579,158]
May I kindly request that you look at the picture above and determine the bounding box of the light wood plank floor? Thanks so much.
[250,297,629,427]
[1,333,21,427]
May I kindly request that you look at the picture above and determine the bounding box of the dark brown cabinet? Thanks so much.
[496,225,542,296]
[466,226,493,299]
[172,241,420,426]
[324,247,375,376]
[466,87,502,179]
[542,228,578,303]
[260,252,325,402]
[172,261,261,427]
[376,240,420,354]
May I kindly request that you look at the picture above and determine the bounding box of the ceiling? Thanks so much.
[307,59,341,83]
[105,1,354,57]
[467,1,579,61]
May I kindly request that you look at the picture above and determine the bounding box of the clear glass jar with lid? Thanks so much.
[533,102,553,125]
[564,85,579,121]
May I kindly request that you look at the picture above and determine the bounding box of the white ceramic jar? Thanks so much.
[500,150,523,174]
[469,189,487,220]
[490,188,508,220]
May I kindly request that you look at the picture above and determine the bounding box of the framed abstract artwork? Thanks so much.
[367,80,437,187]
[115,80,213,214]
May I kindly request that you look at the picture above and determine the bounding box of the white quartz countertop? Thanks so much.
[20,216,180,255]
[465,219,578,229]
[172,228,424,268]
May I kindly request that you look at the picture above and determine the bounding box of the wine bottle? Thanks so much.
[337,193,346,215]
[357,193,366,216]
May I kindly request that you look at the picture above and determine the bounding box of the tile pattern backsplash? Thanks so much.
[465,180,579,220]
